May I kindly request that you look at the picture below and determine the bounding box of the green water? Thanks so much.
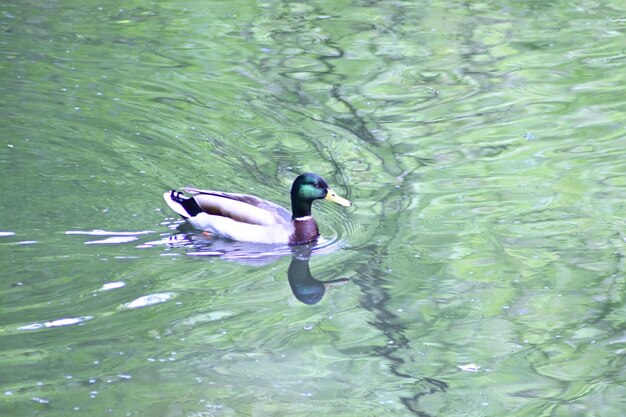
[2,0,626,416]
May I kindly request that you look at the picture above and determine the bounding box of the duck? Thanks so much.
[163,173,351,245]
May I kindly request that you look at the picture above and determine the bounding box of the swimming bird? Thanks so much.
[163,173,351,245]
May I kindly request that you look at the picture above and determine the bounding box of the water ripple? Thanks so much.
[123,293,176,310]
[99,281,126,291]
[17,316,94,331]
[65,229,155,236]
[66,229,157,245]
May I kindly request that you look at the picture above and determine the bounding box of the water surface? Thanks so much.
[1,0,625,416]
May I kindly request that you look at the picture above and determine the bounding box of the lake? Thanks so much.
[1,0,625,416]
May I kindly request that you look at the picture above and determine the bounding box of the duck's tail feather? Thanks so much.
[163,190,203,218]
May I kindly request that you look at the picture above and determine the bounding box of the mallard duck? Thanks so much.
[163,173,351,245]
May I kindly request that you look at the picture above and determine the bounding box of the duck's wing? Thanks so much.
[183,188,292,225]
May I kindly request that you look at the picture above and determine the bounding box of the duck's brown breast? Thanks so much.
[290,217,319,245]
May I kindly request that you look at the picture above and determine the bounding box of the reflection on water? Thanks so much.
[151,226,351,304]
[288,244,349,305]
[162,223,293,266]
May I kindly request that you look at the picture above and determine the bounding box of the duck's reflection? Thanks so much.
[288,244,349,305]
[164,228,349,304]
[165,224,290,266]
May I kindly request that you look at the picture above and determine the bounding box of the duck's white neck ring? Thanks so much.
[294,215,313,221]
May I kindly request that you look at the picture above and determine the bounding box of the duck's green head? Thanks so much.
[290,173,351,218]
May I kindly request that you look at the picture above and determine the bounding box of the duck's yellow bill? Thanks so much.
[325,188,352,207]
